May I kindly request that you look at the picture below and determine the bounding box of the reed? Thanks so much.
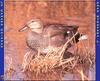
[4,32,95,80]
[22,32,95,80]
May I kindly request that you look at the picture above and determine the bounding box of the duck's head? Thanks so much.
[19,18,43,33]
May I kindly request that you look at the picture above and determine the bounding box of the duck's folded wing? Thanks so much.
[43,24,68,38]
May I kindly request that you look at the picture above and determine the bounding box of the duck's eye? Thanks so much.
[31,20,34,22]
[67,31,70,34]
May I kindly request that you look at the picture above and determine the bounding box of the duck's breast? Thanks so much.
[26,31,49,51]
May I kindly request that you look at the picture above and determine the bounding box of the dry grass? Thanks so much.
[4,55,16,80]
[4,32,95,80]
[22,32,78,72]
[21,32,95,80]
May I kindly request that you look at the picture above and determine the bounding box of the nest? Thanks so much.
[4,32,95,80]
[22,32,95,80]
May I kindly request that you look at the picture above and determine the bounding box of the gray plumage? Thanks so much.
[26,24,79,53]
[18,18,80,54]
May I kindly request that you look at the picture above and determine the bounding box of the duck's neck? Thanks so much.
[32,28,43,34]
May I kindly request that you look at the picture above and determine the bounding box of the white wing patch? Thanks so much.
[79,35,88,40]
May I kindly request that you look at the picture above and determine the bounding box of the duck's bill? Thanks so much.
[79,34,88,40]
[18,26,29,32]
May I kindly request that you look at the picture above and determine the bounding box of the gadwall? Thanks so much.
[19,18,86,54]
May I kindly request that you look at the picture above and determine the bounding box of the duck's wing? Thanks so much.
[43,23,69,38]
[43,23,79,38]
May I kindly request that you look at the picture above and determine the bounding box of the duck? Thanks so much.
[18,18,81,54]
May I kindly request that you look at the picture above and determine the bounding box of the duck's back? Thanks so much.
[43,23,68,37]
